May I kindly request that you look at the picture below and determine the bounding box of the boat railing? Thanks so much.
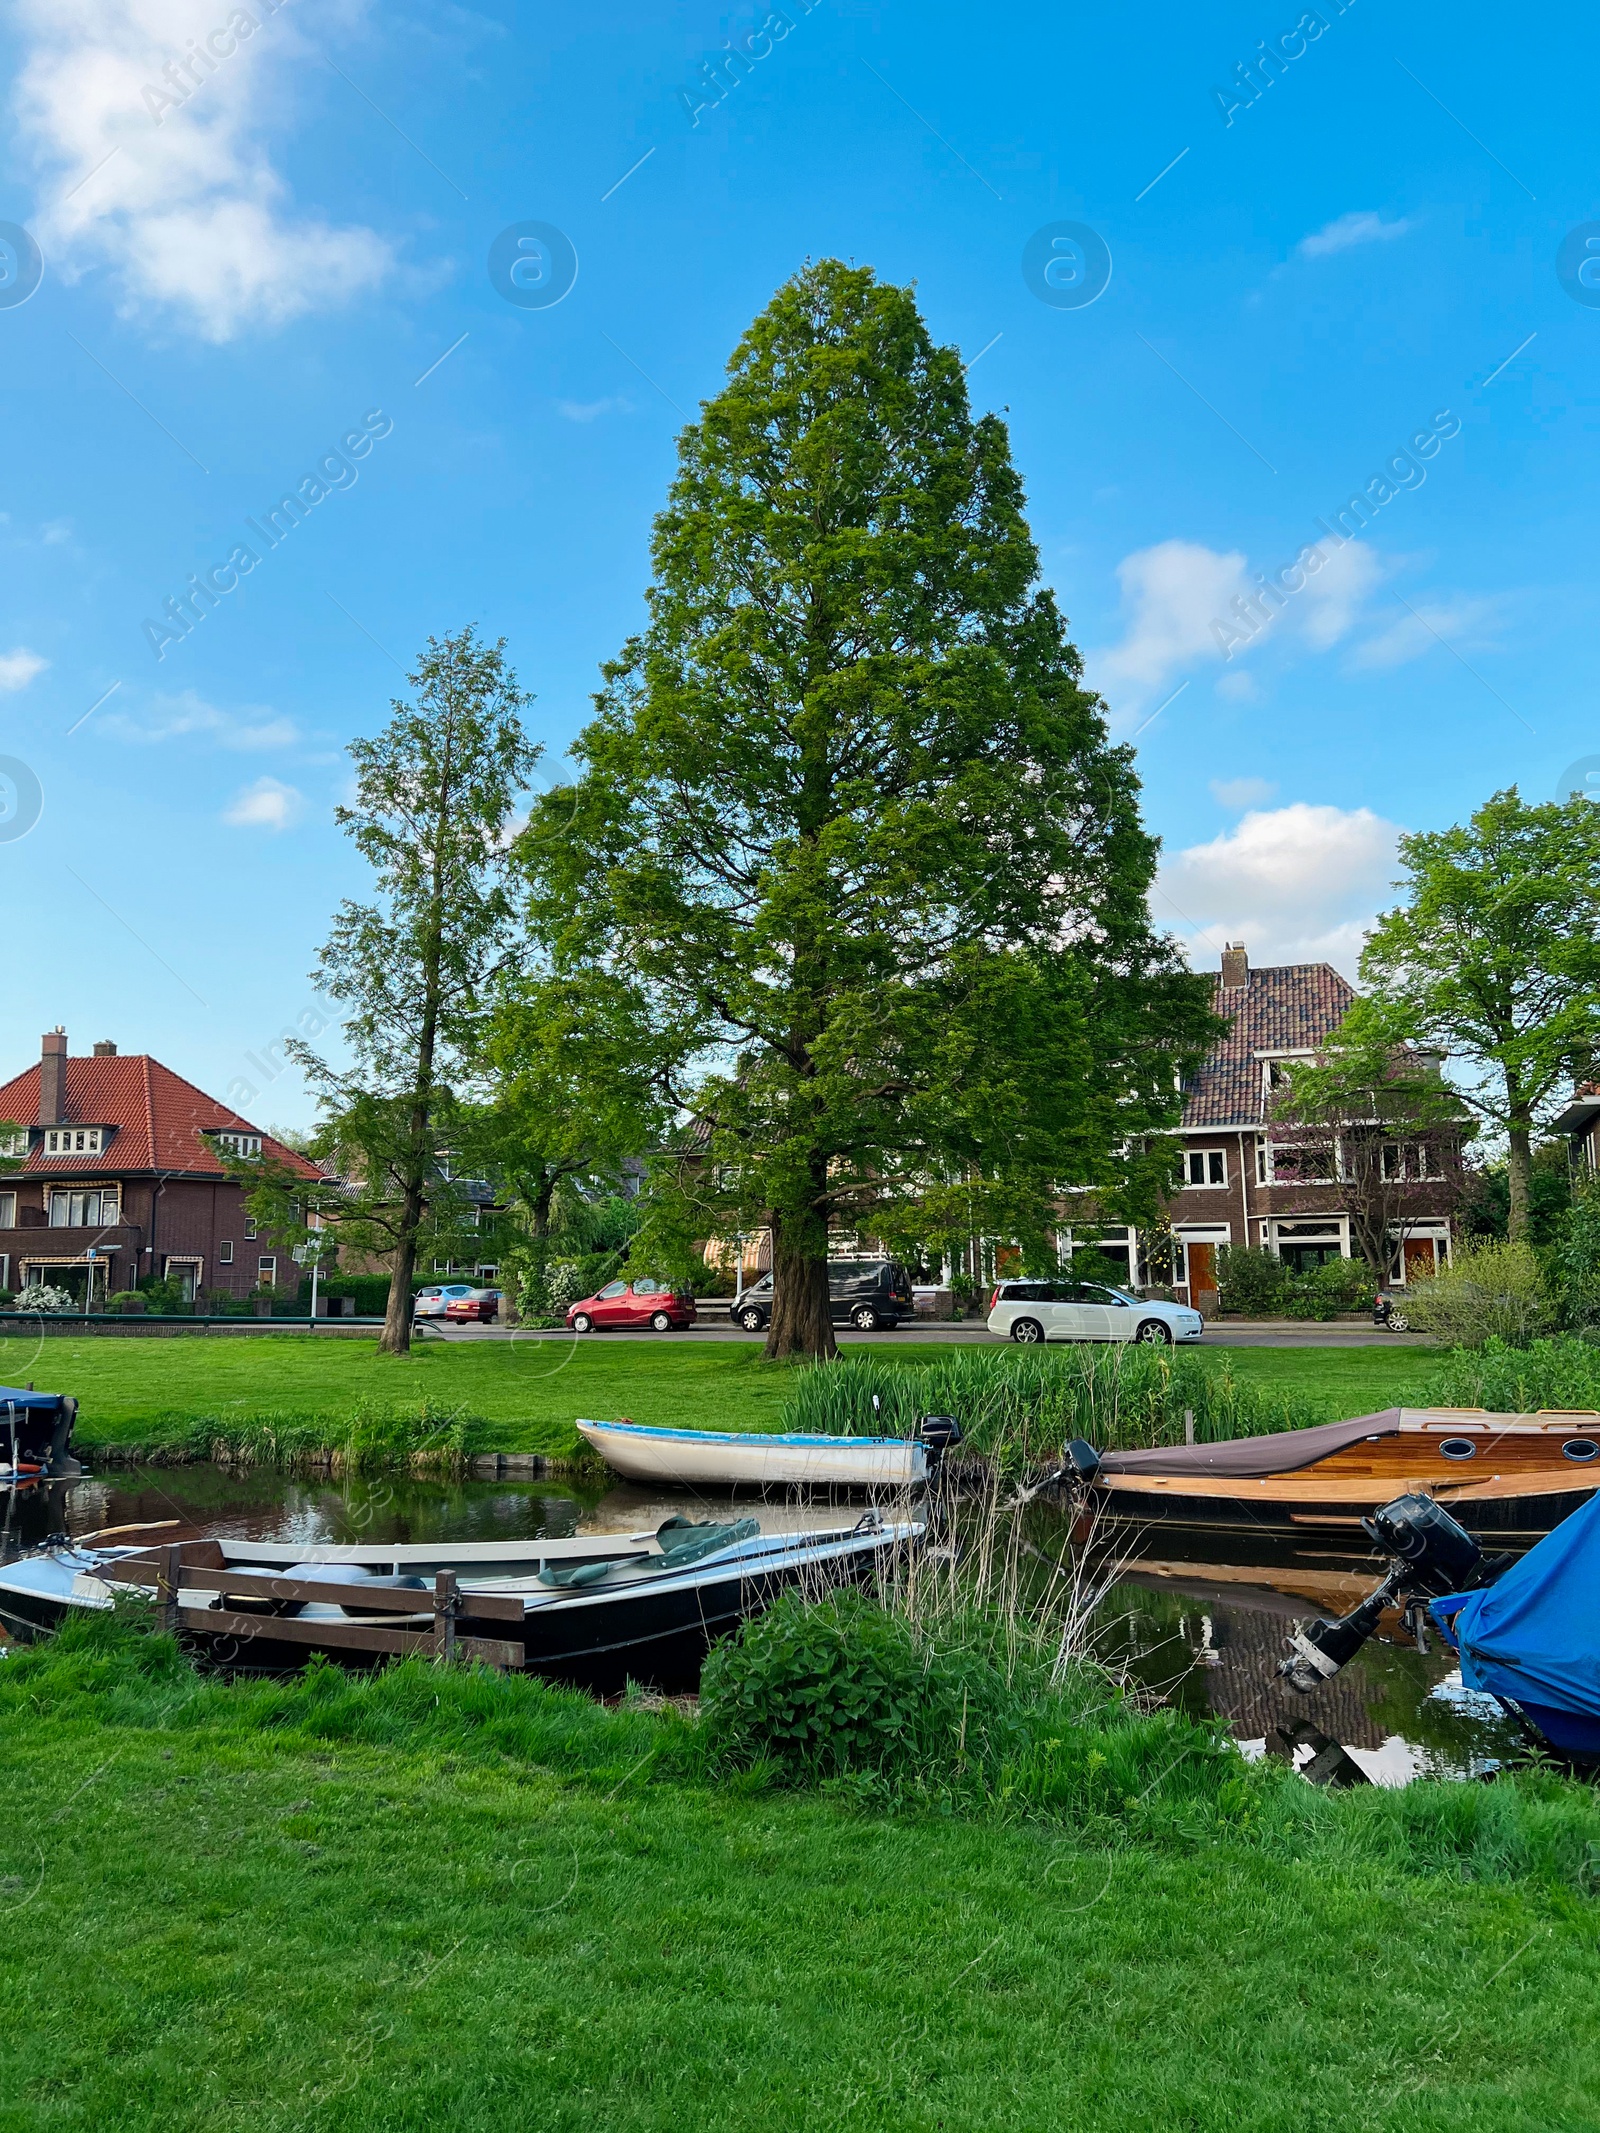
[96,1543,527,1669]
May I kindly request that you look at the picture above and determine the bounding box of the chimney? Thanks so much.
[1220,942,1249,991]
[39,1029,66,1126]
[93,1040,117,1057]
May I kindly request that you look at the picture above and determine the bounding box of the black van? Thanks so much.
[731,1259,915,1333]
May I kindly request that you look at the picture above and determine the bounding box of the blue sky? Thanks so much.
[0,0,1591,1126]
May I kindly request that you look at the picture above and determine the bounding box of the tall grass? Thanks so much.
[782,1346,1344,1463]
[95,1396,483,1475]
[1418,1335,1600,1414]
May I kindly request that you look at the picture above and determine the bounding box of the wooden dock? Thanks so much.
[102,1541,527,1669]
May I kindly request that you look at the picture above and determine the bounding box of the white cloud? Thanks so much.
[1093,540,1250,713]
[1155,802,1402,977]
[1094,536,1386,714]
[1298,212,1414,260]
[557,395,633,423]
[1209,776,1277,810]
[1214,670,1261,705]
[104,688,298,748]
[222,775,303,830]
[13,0,391,342]
[0,649,48,691]
[1299,539,1386,649]
[1347,595,1503,672]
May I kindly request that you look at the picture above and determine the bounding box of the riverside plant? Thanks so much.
[1418,1335,1600,1415]
[781,1345,1330,1467]
[107,1396,482,1476]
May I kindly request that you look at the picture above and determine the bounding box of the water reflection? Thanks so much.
[0,1465,1521,1779]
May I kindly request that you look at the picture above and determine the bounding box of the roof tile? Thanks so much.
[1182,963,1356,1129]
[0,1055,322,1179]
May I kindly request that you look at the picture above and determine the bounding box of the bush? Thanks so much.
[1215,1246,1289,1316]
[14,1281,75,1314]
[1403,1240,1552,1347]
[700,1590,1013,1781]
[328,1274,392,1316]
[1418,1334,1600,1412]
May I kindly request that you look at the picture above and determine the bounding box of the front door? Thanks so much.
[1403,1237,1437,1284]
[1186,1241,1219,1315]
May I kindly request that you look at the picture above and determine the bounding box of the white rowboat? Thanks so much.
[575,1416,929,1489]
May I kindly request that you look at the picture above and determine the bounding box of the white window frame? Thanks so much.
[42,1127,104,1157]
[47,1185,120,1229]
[0,1193,14,1228]
[1184,1149,1227,1188]
[214,1131,262,1159]
[256,1255,277,1289]
[219,1240,234,1265]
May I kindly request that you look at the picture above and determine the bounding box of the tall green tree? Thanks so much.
[522,261,1216,1358]
[286,628,538,1354]
[1359,788,1600,1242]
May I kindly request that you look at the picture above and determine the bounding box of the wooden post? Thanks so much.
[155,1544,181,1636]
[1183,1407,1196,1447]
[433,1570,460,1664]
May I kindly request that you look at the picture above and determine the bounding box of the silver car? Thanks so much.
[987,1278,1203,1346]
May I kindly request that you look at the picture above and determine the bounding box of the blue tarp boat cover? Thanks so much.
[0,1386,67,1413]
[1432,1491,1600,1734]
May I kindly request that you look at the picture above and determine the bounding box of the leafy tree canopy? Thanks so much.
[520,260,1217,1356]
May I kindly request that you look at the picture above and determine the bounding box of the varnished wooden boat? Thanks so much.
[1069,1408,1600,1569]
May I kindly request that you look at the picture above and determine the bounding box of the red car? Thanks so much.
[443,1288,501,1323]
[567,1278,696,1333]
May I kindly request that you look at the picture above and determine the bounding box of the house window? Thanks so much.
[244,1216,258,1241]
[42,1127,103,1157]
[1186,1150,1226,1187]
[219,1240,233,1265]
[0,1193,14,1228]
[214,1131,262,1159]
[0,1130,27,1159]
[47,1188,119,1228]
[257,1256,276,1289]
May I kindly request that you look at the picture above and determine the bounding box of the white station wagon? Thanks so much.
[987,1279,1204,1346]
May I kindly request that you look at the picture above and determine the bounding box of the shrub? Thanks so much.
[1215,1246,1290,1317]
[14,1281,74,1314]
[1418,1334,1600,1412]
[700,1589,1012,1780]
[327,1274,392,1316]
[1403,1240,1552,1347]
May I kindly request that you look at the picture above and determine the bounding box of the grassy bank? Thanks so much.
[1,1615,1597,2132]
[6,1332,1448,1467]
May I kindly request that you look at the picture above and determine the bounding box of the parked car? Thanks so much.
[443,1288,502,1323]
[413,1283,478,1318]
[731,1260,915,1334]
[986,1279,1203,1346]
[566,1278,697,1333]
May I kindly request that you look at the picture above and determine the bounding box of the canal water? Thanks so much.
[0,1465,1522,1783]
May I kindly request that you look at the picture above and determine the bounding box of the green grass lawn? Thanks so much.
[1,1637,1595,2133]
[0,1333,1449,1462]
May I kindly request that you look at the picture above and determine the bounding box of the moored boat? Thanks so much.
[0,1386,79,1486]
[1064,1407,1600,1566]
[0,1512,920,1695]
[576,1414,957,1490]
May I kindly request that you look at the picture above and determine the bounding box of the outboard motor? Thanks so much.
[1060,1438,1103,1485]
[1280,1494,1484,1694]
[916,1414,964,1463]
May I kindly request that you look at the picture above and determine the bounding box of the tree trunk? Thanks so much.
[1507,1115,1535,1243]
[764,1212,836,1361]
[380,1184,424,1355]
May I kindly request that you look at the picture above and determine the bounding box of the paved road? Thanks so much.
[424,1319,1431,1350]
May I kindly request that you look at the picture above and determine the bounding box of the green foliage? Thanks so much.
[701,1589,1014,1781]
[1550,1170,1600,1329]
[521,261,1218,1353]
[1419,1334,1600,1412]
[1216,1245,1289,1315]
[1283,1257,1378,1320]
[265,627,540,1353]
[1359,787,1600,1239]
[126,1396,483,1474]
[1460,1143,1573,1245]
[324,1273,393,1315]
[782,1345,1334,1462]
[1403,1240,1553,1347]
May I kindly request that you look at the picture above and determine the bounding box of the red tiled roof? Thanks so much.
[0,1054,322,1180]
[1181,964,1356,1130]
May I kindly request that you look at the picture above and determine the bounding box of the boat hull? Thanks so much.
[577,1418,927,1490]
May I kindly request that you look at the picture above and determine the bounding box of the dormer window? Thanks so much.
[42,1126,106,1157]
[214,1131,262,1159]
[0,1128,27,1160]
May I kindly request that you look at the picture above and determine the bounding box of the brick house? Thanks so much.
[1158,944,1456,1313]
[0,1030,323,1305]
